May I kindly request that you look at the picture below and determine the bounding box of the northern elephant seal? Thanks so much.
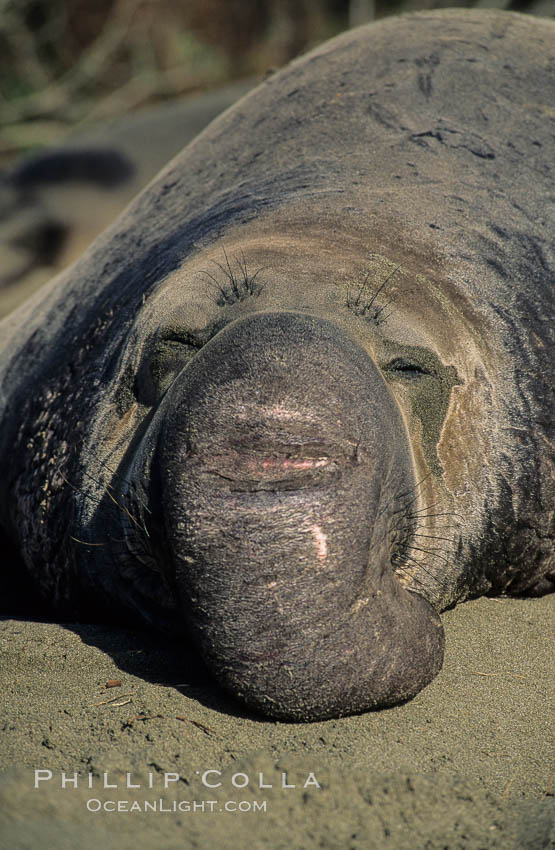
[0,9,553,721]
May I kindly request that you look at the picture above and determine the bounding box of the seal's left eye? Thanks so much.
[136,335,201,405]
[384,358,433,380]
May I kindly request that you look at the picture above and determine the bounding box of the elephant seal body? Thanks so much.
[0,10,553,721]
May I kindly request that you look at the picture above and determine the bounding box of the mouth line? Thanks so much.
[195,444,357,492]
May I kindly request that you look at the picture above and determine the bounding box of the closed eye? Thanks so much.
[136,334,202,405]
[384,358,433,379]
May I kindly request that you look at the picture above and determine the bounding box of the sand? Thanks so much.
[0,593,553,849]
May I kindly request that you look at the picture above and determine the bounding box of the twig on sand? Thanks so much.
[471,671,526,680]
[176,716,216,736]
[93,691,134,706]
[124,714,163,725]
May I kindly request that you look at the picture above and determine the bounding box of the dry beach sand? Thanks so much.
[0,593,553,849]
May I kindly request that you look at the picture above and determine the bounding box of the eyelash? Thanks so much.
[201,250,263,307]
[345,266,400,326]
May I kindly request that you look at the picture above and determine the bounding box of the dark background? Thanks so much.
[1,0,554,162]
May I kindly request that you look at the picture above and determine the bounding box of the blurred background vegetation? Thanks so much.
[1,0,553,163]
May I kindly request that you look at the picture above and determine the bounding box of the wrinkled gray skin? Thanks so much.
[0,10,553,721]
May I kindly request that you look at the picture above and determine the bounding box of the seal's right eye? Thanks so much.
[136,334,202,406]
[384,357,434,380]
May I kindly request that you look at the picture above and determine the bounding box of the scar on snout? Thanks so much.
[311,524,328,560]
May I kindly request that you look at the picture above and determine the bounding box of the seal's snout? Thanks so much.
[160,311,445,720]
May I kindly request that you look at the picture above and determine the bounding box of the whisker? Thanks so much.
[406,545,451,567]
[393,553,446,588]
[410,533,456,543]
